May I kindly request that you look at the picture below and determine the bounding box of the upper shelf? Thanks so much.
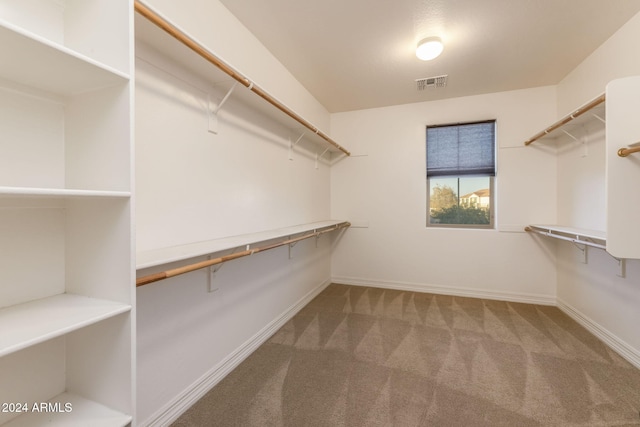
[0,20,129,96]
[524,94,605,146]
[133,0,350,157]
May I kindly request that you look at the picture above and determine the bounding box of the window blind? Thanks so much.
[426,121,496,177]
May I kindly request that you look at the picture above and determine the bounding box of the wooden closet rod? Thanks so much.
[524,94,605,146]
[136,222,350,287]
[618,144,640,157]
[134,0,351,157]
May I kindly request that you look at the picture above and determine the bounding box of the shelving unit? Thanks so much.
[0,1,134,426]
[524,77,640,260]
[134,0,351,159]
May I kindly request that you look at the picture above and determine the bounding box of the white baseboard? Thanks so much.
[556,298,640,370]
[331,276,557,306]
[140,278,333,427]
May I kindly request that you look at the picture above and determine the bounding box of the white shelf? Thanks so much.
[528,224,606,241]
[526,225,608,255]
[137,220,349,269]
[0,20,129,96]
[3,392,131,427]
[0,294,131,358]
[0,187,131,199]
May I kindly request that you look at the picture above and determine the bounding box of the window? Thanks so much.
[426,120,496,228]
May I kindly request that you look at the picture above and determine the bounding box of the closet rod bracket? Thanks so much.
[315,147,331,169]
[207,254,221,293]
[289,131,306,161]
[562,129,579,142]
[592,113,606,124]
[605,253,626,278]
[571,240,588,263]
[208,82,238,134]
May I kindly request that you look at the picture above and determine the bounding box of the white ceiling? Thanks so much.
[219,0,640,113]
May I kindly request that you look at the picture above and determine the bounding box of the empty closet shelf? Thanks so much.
[137,220,350,270]
[136,220,351,286]
[0,20,129,95]
[0,294,131,357]
[525,224,606,249]
[0,186,131,198]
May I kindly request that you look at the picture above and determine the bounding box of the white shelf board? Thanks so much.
[528,224,606,241]
[0,187,131,199]
[134,14,346,155]
[3,392,131,427]
[0,294,131,357]
[137,220,349,270]
[0,20,129,96]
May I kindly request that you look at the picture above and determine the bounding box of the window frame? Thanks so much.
[426,120,496,229]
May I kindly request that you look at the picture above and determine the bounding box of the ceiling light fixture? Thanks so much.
[416,37,443,61]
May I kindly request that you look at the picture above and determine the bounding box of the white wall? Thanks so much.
[135,1,337,424]
[557,11,640,115]
[330,86,558,303]
[554,11,640,365]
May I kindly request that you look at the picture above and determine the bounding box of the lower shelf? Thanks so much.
[137,220,350,269]
[2,392,131,427]
[526,224,626,277]
[0,294,131,357]
[525,224,606,250]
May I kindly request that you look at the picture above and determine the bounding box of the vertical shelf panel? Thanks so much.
[606,76,640,259]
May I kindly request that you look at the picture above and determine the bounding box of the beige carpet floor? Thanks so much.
[172,284,640,426]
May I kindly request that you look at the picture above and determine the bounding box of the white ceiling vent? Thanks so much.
[416,74,448,90]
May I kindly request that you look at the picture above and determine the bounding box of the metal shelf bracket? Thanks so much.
[208,82,238,134]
